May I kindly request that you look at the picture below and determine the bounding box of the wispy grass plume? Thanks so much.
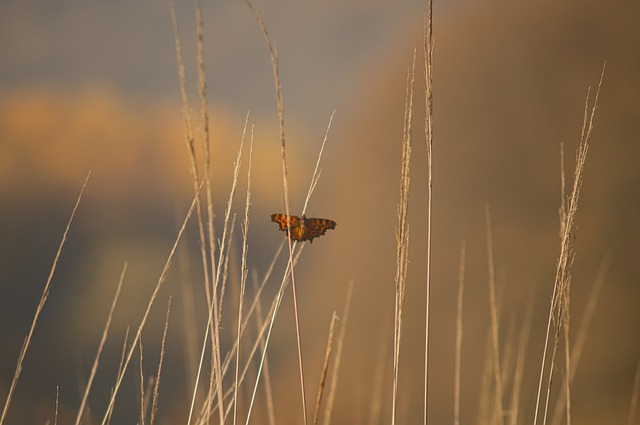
[533,61,606,425]
[392,49,416,425]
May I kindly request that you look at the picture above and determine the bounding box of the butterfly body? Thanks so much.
[271,213,336,243]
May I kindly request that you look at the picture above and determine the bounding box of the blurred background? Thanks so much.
[1,0,639,423]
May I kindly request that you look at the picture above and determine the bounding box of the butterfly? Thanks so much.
[271,213,337,243]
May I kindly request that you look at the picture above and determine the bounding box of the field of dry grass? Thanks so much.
[1,0,640,424]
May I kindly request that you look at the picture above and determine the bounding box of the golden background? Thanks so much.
[1,0,639,423]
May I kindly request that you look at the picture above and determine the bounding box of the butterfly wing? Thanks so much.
[271,213,300,231]
[302,217,337,242]
[271,214,336,242]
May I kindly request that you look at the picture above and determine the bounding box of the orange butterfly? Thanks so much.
[271,213,337,243]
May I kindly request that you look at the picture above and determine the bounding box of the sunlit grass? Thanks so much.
[0,3,629,425]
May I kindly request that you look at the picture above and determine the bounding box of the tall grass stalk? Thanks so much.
[485,205,505,425]
[245,246,306,424]
[454,242,466,425]
[149,298,172,425]
[54,386,59,425]
[509,294,536,425]
[392,49,416,425]
[312,312,339,425]
[369,320,391,425]
[548,148,611,425]
[170,1,214,345]
[219,247,301,421]
[171,5,222,423]
[251,275,277,425]
[627,357,640,425]
[196,0,226,417]
[533,62,606,425]
[322,281,354,425]
[240,109,334,417]
[550,256,610,425]
[422,1,434,422]
[0,172,90,425]
[302,111,335,214]
[138,336,146,425]
[233,128,254,425]
[243,2,309,422]
[477,334,493,424]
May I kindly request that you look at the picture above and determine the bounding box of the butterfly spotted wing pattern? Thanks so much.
[271,214,336,243]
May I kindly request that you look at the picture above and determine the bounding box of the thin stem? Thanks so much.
[454,242,466,425]
[243,1,308,422]
[485,205,505,425]
[423,2,434,423]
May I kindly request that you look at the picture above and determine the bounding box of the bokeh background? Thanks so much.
[1,0,639,423]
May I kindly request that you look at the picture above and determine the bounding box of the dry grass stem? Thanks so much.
[104,327,130,425]
[313,312,339,425]
[150,299,172,425]
[189,114,249,425]
[237,10,336,424]
[0,172,90,425]
[302,110,335,214]
[484,204,505,425]
[203,245,292,422]
[177,238,201,404]
[550,256,611,425]
[392,49,416,425]
[54,386,59,425]
[139,338,146,425]
[245,245,306,425]
[171,6,222,422]
[368,320,391,425]
[627,357,640,425]
[533,62,606,425]
[217,240,286,389]
[454,242,466,425]
[423,2,435,423]
[74,263,127,425]
[217,213,237,325]
[214,112,250,311]
[508,293,535,425]
[562,283,572,425]
[170,1,212,321]
[233,127,254,425]
[559,142,567,238]
[477,331,493,425]
[243,2,309,422]
[252,275,277,425]
[501,316,518,409]
[322,281,354,425]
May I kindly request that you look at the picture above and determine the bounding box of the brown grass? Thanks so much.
[1,2,621,425]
